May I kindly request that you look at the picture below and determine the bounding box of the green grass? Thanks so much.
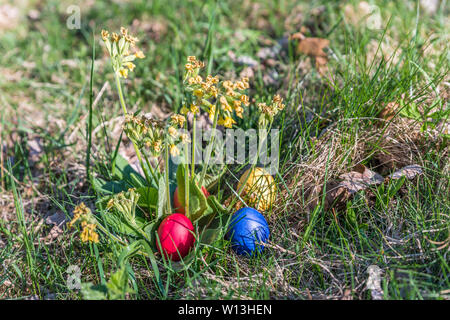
[0,0,448,300]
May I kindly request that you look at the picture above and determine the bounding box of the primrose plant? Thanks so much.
[69,27,285,271]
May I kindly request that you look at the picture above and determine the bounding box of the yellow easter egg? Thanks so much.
[237,167,276,212]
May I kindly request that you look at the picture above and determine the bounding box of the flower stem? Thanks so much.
[191,116,196,179]
[114,72,152,185]
[165,143,171,214]
[184,135,190,217]
[199,104,219,186]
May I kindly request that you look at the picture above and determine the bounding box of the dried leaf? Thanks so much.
[378,101,400,121]
[45,211,68,228]
[296,36,329,58]
[340,288,353,300]
[315,56,329,76]
[389,164,423,180]
[28,137,44,163]
[339,165,383,194]
[0,4,20,32]
[292,32,330,76]
[239,66,255,79]
[44,225,64,242]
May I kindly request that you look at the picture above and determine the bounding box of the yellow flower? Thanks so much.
[80,221,99,243]
[185,63,195,72]
[223,80,233,89]
[220,96,232,112]
[258,102,274,116]
[190,104,200,115]
[187,56,197,63]
[234,81,246,90]
[119,68,128,78]
[180,105,189,115]
[188,77,196,85]
[168,126,178,138]
[193,89,204,98]
[240,94,250,106]
[69,202,90,228]
[153,139,162,153]
[101,30,109,41]
[124,62,135,71]
[135,50,145,59]
[235,106,244,118]
[208,85,218,98]
[226,88,236,97]
[273,94,282,104]
[201,82,211,92]
[194,60,205,69]
[111,32,119,42]
[208,105,216,121]
[106,198,115,210]
[241,77,250,89]
[120,27,128,36]
[218,116,236,128]
[171,114,186,127]
[180,133,191,143]
[125,35,139,46]
[170,144,180,156]
[206,75,219,84]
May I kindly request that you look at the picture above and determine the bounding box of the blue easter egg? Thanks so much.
[226,207,270,255]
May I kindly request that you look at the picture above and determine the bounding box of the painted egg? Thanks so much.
[237,167,276,212]
[157,213,195,261]
[173,185,210,215]
[226,207,270,255]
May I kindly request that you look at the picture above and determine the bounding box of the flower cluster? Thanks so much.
[257,94,286,128]
[167,114,190,157]
[69,203,99,243]
[122,114,165,156]
[101,27,145,78]
[182,56,251,128]
[106,188,140,222]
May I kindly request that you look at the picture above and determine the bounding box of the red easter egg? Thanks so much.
[157,213,195,261]
[173,186,210,215]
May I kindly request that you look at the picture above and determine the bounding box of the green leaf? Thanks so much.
[92,177,129,195]
[200,228,219,245]
[207,195,228,214]
[199,200,230,245]
[117,240,164,296]
[136,187,158,209]
[387,176,406,198]
[171,249,196,272]
[176,164,187,206]
[157,176,166,219]
[106,267,132,300]
[81,282,108,300]
[111,154,147,188]
[176,165,213,221]
[98,208,146,238]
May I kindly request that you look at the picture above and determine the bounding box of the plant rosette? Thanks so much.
[173,185,210,215]
[237,167,276,212]
[226,207,270,255]
[156,213,196,261]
